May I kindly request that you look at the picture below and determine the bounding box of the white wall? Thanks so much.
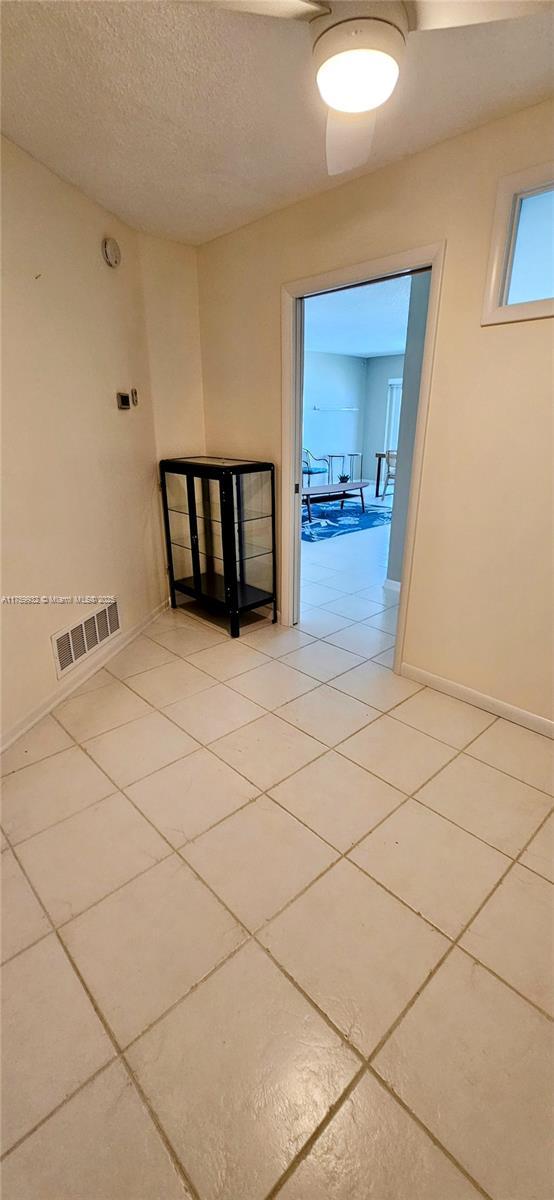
[198,100,553,724]
[302,352,365,464]
[1,138,203,742]
[362,353,406,480]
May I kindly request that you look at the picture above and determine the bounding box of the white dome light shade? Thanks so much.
[317,49,399,113]
[313,19,404,114]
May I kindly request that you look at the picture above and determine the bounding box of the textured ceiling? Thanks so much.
[1,1,552,243]
[305,275,411,357]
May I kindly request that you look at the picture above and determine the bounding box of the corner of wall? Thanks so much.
[138,232,206,462]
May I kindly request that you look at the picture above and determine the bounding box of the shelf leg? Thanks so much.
[229,611,240,638]
[272,597,277,625]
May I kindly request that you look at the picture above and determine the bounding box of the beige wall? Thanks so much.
[139,233,204,460]
[1,138,202,741]
[198,100,553,723]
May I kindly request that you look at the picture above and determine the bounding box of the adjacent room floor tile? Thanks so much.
[520,813,554,882]
[83,711,197,787]
[297,606,354,638]
[240,624,315,657]
[415,753,552,857]
[1,1061,191,1200]
[260,860,447,1055]
[185,640,270,681]
[392,688,496,749]
[1,850,50,963]
[183,795,337,930]
[164,683,265,744]
[278,1073,480,1200]
[147,624,226,657]
[54,681,152,741]
[1,935,113,1153]
[61,855,245,1045]
[17,793,169,925]
[461,864,553,1014]
[324,623,395,658]
[350,800,509,938]
[323,595,387,621]
[300,563,341,584]
[1,715,72,776]
[365,605,399,634]
[339,716,456,794]
[332,660,422,710]
[281,641,364,683]
[270,752,404,852]
[229,659,318,708]
[211,713,324,790]
[276,683,380,747]
[356,583,400,607]
[106,636,177,679]
[301,581,346,607]
[126,748,258,845]
[126,942,359,1200]
[124,660,214,707]
[0,746,114,844]
[468,718,554,794]
[374,949,553,1200]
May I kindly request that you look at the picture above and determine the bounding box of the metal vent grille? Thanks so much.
[55,632,73,673]
[70,625,86,660]
[107,601,120,634]
[52,601,120,678]
[84,615,98,651]
[96,609,109,641]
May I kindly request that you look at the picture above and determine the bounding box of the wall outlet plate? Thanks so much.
[117,392,130,409]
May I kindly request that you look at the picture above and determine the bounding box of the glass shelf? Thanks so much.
[175,574,273,609]
[171,539,272,562]
[168,506,272,524]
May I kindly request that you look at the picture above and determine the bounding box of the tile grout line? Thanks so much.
[263,785,554,1196]
[15,625,553,802]
[263,1068,367,1200]
[364,1067,495,1200]
[3,609,552,1195]
[1,824,204,1200]
[366,801,554,1067]
[13,652,552,982]
[26,658,553,1010]
[53,652,554,801]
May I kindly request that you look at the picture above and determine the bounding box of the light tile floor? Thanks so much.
[1,518,553,1198]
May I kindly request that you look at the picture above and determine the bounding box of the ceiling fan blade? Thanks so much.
[408,1,548,31]
[326,109,376,177]
[209,0,329,18]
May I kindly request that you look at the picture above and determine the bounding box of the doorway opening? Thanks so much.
[292,266,432,662]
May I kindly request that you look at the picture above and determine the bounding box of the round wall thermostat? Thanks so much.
[101,237,121,268]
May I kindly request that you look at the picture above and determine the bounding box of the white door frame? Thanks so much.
[280,241,446,673]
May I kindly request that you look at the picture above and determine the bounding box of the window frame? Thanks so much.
[482,162,554,327]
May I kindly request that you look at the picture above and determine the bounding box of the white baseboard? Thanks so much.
[384,578,401,594]
[1,599,168,752]
[399,662,553,739]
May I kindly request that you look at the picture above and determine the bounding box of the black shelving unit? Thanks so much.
[160,456,277,637]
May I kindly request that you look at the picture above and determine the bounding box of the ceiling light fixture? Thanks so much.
[313,18,405,114]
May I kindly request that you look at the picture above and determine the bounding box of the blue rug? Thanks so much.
[302,500,392,543]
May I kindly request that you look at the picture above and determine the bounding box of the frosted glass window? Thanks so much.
[506,187,554,305]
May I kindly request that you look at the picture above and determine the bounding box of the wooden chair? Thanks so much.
[381,451,397,499]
